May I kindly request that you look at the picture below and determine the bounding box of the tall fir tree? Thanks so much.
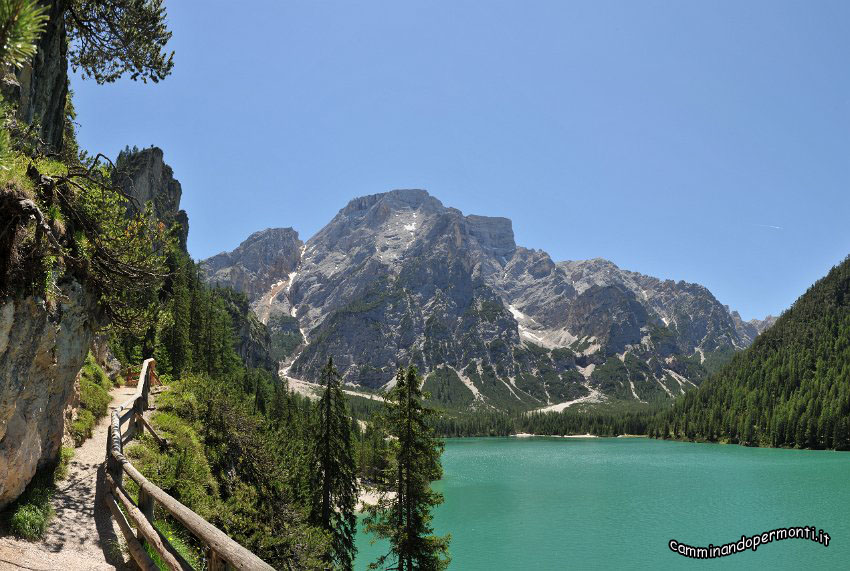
[310,357,358,570]
[365,366,451,571]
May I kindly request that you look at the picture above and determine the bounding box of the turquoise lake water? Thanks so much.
[354,437,850,569]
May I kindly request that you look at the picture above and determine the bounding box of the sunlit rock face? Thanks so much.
[202,189,772,410]
[114,146,190,251]
[0,280,95,508]
[201,227,303,323]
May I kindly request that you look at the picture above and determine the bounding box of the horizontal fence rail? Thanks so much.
[105,358,274,571]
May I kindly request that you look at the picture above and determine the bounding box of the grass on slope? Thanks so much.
[70,352,117,446]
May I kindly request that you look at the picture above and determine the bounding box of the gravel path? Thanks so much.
[0,386,137,570]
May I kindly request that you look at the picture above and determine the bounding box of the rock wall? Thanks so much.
[218,290,276,373]
[14,0,68,152]
[91,333,122,380]
[0,279,95,508]
[114,146,190,251]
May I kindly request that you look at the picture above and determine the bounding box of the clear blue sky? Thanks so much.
[70,0,850,321]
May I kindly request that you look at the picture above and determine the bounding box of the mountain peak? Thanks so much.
[341,188,440,216]
[200,227,303,304]
[243,227,299,245]
[201,189,773,409]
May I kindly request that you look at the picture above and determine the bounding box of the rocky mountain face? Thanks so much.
[202,228,303,323]
[114,146,190,251]
[0,5,91,508]
[217,289,276,372]
[114,147,276,373]
[202,189,772,411]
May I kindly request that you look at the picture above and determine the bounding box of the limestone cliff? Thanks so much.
[201,228,303,323]
[0,279,95,508]
[217,289,276,372]
[114,146,190,251]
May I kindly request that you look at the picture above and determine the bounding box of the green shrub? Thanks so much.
[81,352,112,390]
[70,409,95,446]
[78,352,112,422]
[79,380,110,418]
[4,444,74,540]
[143,518,202,570]
[70,352,113,447]
[10,504,49,540]
[156,380,201,422]
[54,447,74,481]
[6,470,54,540]
[125,412,218,520]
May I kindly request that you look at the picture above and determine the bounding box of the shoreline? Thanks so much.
[512,432,600,438]
[357,486,380,513]
[357,482,396,513]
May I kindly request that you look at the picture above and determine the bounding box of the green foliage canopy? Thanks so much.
[66,0,174,83]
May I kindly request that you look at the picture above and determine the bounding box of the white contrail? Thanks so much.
[756,224,783,230]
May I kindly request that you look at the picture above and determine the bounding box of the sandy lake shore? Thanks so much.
[512,433,599,438]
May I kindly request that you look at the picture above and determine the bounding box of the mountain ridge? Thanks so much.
[201,189,772,411]
[653,255,850,449]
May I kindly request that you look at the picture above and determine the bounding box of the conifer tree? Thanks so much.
[165,249,192,374]
[365,366,451,571]
[310,357,358,570]
[66,0,175,83]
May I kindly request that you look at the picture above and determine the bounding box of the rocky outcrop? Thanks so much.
[217,289,276,373]
[201,228,303,322]
[203,189,775,411]
[91,333,121,380]
[730,310,776,345]
[0,279,96,508]
[113,146,190,250]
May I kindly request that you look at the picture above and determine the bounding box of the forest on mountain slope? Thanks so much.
[649,255,850,450]
[114,249,450,568]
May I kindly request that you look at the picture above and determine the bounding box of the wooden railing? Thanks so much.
[104,358,275,571]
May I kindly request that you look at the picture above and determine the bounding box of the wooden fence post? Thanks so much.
[107,414,123,488]
[142,362,153,409]
[133,405,144,439]
[207,547,226,571]
[137,488,155,543]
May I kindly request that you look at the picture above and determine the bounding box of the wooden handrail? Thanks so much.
[103,491,158,571]
[106,358,274,571]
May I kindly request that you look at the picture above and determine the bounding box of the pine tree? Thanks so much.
[66,0,175,84]
[365,366,451,571]
[166,250,192,374]
[310,357,358,570]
